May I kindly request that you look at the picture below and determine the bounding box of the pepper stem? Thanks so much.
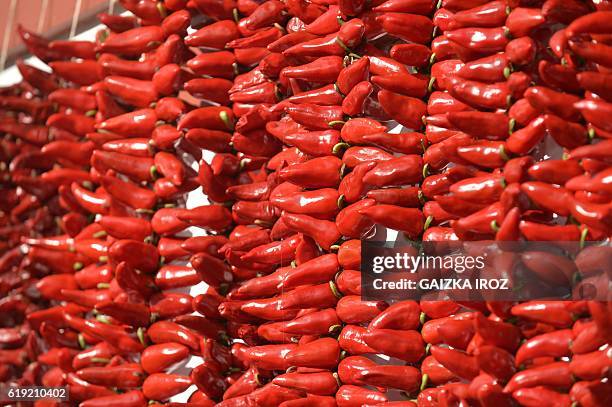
[499,145,510,162]
[219,111,234,131]
[579,227,589,249]
[423,215,433,231]
[96,315,111,324]
[92,230,107,239]
[427,77,436,93]
[422,163,430,179]
[335,38,352,54]
[418,190,427,205]
[503,66,512,79]
[332,142,350,155]
[420,374,429,391]
[78,333,86,349]
[329,281,343,299]
[587,127,595,140]
[429,52,437,66]
[419,312,427,325]
[328,325,342,335]
[156,2,167,18]
[328,120,346,128]
[137,327,146,346]
[490,220,500,232]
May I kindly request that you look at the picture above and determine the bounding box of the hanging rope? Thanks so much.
[37,0,50,33]
[0,0,18,71]
[69,0,83,39]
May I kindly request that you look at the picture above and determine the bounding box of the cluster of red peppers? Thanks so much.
[0,0,611,406]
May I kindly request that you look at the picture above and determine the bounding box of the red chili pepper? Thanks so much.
[66,373,120,403]
[569,38,612,68]
[285,103,345,130]
[567,197,612,234]
[378,90,427,130]
[577,71,612,102]
[448,111,511,141]
[451,1,508,28]
[538,60,581,95]
[305,5,341,35]
[359,365,422,394]
[278,308,341,336]
[446,27,509,55]
[359,205,425,238]
[342,81,373,116]
[285,337,340,370]
[336,295,387,324]
[511,386,571,407]
[566,10,612,37]
[108,239,159,274]
[448,77,511,111]
[147,320,201,351]
[336,385,387,407]
[97,13,137,32]
[103,75,159,108]
[239,296,298,321]
[365,187,420,208]
[283,33,346,58]
[222,366,261,400]
[272,188,339,218]
[279,156,342,189]
[515,329,573,366]
[64,314,144,353]
[511,301,575,328]
[430,345,479,381]
[279,281,341,310]
[283,56,344,84]
[570,348,612,380]
[192,251,235,287]
[361,328,425,362]
[244,343,297,371]
[96,108,157,136]
[376,12,433,44]
[240,234,301,265]
[388,44,429,69]
[98,25,166,56]
[16,60,59,93]
[505,36,537,66]
[363,155,423,187]
[518,221,581,241]
[76,363,144,389]
[273,371,339,396]
[342,146,394,168]
[278,253,339,290]
[427,91,472,115]
[523,87,581,122]
[373,72,428,98]
[504,362,574,393]
[336,57,370,95]
[142,372,193,401]
[506,8,546,38]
